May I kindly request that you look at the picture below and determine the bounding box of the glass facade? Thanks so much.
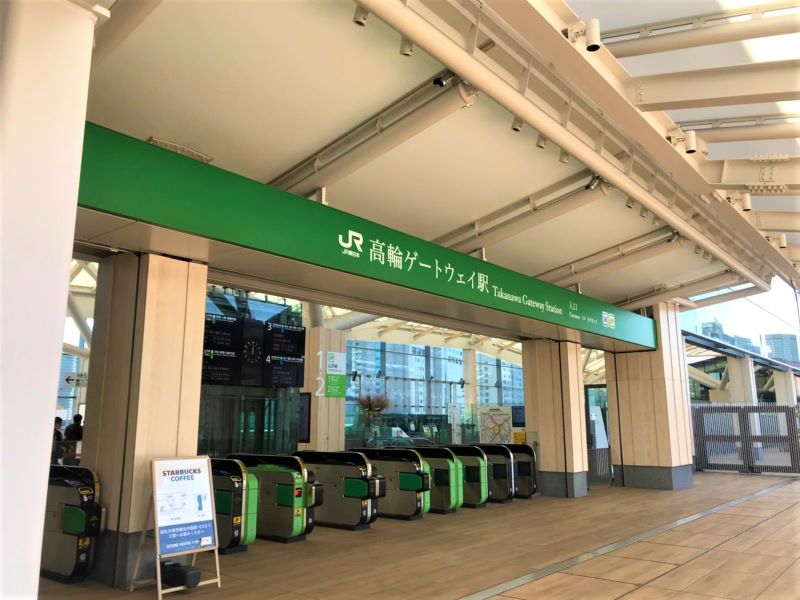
[683,276,800,366]
[345,340,523,448]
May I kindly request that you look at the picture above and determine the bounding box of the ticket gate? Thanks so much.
[445,445,489,508]
[293,451,386,530]
[353,448,431,520]
[413,447,463,514]
[211,458,257,554]
[228,454,322,542]
[41,465,104,583]
[504,444,538,498]
[478,444,517,502]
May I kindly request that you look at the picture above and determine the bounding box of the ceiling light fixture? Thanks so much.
[536,133,548,148]
[558,149,569,163]
[511,116,524,132]
[353,5,369,26]
[400,35,413,56]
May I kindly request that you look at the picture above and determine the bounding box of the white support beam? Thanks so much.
[684,285,766,310]
[618,271,743,310]
[325,311,380,331]
[66,292,92,346]
[63,342,91,359]
[688,366,723,390]
[412,325,438,340]
[270,76,476,196]
[701,156,800,194]
[749,211,800,233]
[537,227,680,287]
[629,60,800,111]
[605,13,800,58]
[378,321,408,336]
[695,123,800,143]
[445,182,611,254]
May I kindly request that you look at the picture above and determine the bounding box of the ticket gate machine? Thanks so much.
[413,447,463,514]
[293,451,386,530]
[478,445,517,502]
[353,448,431,520]
[228,454,322,542]
[504,444,538,498]
[41,465,104,583]
[445,445,489,508]
[211,459,257,553]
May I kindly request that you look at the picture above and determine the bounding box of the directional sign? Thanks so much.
[63,372,89,387]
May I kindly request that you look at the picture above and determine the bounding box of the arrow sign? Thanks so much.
[63,372,88,387]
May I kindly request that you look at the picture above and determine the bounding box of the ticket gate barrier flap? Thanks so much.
[41,465,103,583]
[420,460,431,514]
[413,448,463,514]
[293,451,386,530]
[478,444,516,503]
[352,448,431,520]
[446,445,489,508]
[228,454,316,543]
[503,444,538,498]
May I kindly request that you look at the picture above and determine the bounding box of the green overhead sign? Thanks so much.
[77,123,657,349]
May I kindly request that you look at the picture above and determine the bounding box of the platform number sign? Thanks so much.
[315,351,347,397]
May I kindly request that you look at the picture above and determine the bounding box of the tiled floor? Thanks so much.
[38,473,799,599]
[491,479,800,600]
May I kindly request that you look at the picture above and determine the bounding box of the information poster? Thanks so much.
[152,457,217,556]
[325,352,347,397]
[478,406,513,444]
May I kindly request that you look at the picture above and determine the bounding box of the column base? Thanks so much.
[91,530,155,590]
[538,471,588,498]
[613,464,693,490]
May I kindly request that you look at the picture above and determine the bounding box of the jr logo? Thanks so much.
[338,230,364,257]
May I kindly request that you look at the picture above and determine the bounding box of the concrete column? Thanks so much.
[299,327,346,450]
[0,1,105,596]
[606,303,694,490]
[773,370,798,406]
[462,349,478,438]
[522,340,588,498]
[81,254,208,588]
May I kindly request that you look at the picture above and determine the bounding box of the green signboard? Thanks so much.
[78,123,657,349]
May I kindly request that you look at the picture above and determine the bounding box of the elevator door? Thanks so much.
[585,385,612,484]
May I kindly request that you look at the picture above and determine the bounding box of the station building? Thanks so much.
[2,0,800,598]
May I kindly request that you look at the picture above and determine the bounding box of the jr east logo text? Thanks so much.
[338,230,364,258]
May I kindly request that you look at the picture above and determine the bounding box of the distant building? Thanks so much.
[700,320,761,355]
[765,334,800,365]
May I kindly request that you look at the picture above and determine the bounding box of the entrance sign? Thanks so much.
[325,352,347,397]
[78,123,657,349]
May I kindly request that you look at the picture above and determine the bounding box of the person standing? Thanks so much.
[64,414,83,441]
[51,417,63,464]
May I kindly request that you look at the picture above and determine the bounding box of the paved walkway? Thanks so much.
[485,478,800,600]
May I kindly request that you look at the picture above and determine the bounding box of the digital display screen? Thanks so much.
[511,405,525,428]
[264,323,306,357]
[264,355,305,388]
[202,315,242,385]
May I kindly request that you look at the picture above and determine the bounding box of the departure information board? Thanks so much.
[264,355,305,388]
[264,323,306,357]
[202,315,242,385]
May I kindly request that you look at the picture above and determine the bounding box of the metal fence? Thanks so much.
[692,404,800,474]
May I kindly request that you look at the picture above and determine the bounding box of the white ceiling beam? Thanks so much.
[378,321,408,336]
[605,13,800,58]
[63,342,91,359]
[413,325,438,340]
[66,292,92,346]
[618,271,743,310]
[749,211,800,233]
[701,156,800,194]
[325,311,380,330]
[684,285,766,310]
[537,227,681,287]
[694,123,800,143]
[629,60,800,111]
[688,365,723,390]
[269,75,476,196]
[446,182,611,255]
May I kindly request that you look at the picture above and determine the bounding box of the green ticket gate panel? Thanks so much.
[352,448,431,520]
[446,445,489,508]
[41,466,103,583]
[228,454,322,543]
[413,448,463,514]
[503,444,538,498]
[211,458,256,554]
[478,445,516,502]
[293,451,386,530]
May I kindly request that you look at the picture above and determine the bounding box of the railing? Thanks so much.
[692,404,800,474]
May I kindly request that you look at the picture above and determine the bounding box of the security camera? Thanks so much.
[400,36,413,56]
[433,75,448,87]
[353,5,369,26]
[684,129,697,154]
[511,116,524,132]
[585,19,601,52]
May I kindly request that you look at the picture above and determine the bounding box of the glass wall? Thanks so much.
[198,285,304,457]
[683,276,800,366]
[345,340,523,448]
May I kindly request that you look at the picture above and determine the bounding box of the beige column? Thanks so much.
[606,303,694,489]
[81,254,207,588]
[773,370,798,406]
[522,340,588,497]
[299,327,346,450]
[462,348,478,441]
